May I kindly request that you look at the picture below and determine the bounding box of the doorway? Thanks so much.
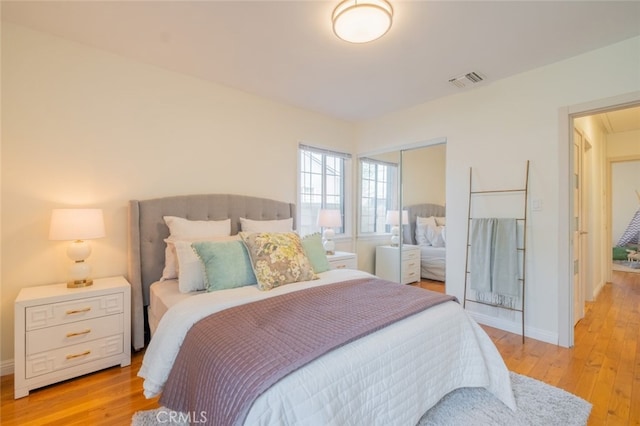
[566,100,640,346]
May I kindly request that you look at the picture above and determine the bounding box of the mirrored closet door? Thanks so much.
[356,141,447,286]
[356,151,400,275]
[399,143,447,289]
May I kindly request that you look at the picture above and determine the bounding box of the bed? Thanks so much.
[403,203,447,281]
[129,194,514,425]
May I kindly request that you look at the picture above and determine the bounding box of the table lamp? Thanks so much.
[317,209,342,255]
[49,208,105,288]
[386,210,408,246]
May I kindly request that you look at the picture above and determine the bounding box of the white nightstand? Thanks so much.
[375,245,421,284]
[326,251,358,270]
[14,276,131,398]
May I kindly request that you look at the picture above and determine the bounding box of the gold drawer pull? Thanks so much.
[66,350,91,360]
[336,265,346,269]
[66,307,91,315]
[66,329,91,338]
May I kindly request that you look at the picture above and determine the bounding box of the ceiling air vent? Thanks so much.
[448,72,484,88]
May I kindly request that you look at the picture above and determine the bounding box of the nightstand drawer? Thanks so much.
[329,258,357,270]
[403,256,420,269]
[26,334,124,379]
[26,294,123,331]
[402,249,420,261]
[376,245,421,284]
[27,314,124,355]
[327,251,358,270]
[402,263,420,283]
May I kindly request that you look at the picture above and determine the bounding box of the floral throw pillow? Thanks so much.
[239,232,318,291]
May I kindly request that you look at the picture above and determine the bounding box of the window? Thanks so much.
[359,157,398,234]
[298,144,350,237]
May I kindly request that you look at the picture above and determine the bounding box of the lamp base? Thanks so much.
[390,227,400,247]
[67,279,93,288]
[323,237,336,256]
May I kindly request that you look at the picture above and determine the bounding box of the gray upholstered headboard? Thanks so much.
[127,193,296,349]
[402,203,446,245]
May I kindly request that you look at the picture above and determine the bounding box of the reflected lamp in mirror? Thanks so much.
[386,210,408,247]
[49,208,105,288]
[317,209,342,255]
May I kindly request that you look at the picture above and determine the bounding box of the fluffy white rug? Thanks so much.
[132,372,591,426]
[418,372,591,425]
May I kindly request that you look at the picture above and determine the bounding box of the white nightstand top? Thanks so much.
[15,276,130,305]
[327,251,356,259]
[378,244,419,250]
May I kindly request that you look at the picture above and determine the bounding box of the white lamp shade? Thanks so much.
[385,210,408,226]
[317,209,342,228]
[332,0,393,43]
[49,209,105,241]
[49,209,104,288]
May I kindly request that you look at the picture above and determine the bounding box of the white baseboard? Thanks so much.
[592,280,605,300]
[1,358,14,376]
[467,311,558,345]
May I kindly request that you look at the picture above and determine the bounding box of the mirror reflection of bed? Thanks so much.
[403,203,446,293]
[400,142,447,292]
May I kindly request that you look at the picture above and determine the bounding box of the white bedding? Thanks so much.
[147,279,197,335]
[420,244,446,281]
[139,269,515,424]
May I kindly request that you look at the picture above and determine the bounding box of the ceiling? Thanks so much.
[2,1,640,122]
[595,107,640,134]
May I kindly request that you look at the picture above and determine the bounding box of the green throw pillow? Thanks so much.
[301,233,331,273]
[612,246,630,261]
[192,240,257,291]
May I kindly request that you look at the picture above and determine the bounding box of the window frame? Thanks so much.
[297,143,352,238]
[358,157,399,235]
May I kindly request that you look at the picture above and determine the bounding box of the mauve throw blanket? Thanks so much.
[160,278,456,426]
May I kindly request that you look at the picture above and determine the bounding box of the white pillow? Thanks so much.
[169,235,241,293]
[161,244,179,281]
[415,223,431,246]
[161,217,231,280]
[435,216,446,226]
[240,217,293,233]
[164,216,231,239]
[416,216,437,227]
[428,225,446,248]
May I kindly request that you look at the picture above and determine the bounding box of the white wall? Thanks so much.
[403,144,446,206]
[607,129,640,158]
[0,23,355,364]
[355,36,640,344]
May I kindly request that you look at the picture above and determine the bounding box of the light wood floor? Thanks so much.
[1,272,638,425]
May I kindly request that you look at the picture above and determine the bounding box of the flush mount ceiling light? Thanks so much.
[332,0,393,44]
